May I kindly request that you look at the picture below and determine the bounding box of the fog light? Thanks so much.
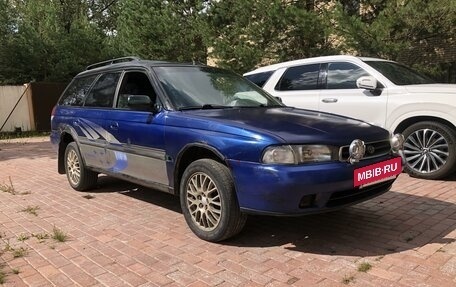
[299,194,316,208]
[391,133,405,152]
[349,139,365,164]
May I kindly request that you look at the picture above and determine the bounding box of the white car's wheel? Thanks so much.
[403,121,456,179]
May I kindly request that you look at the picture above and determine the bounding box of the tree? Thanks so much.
[115,0,210,63]
[333,0,456,74]
[207,0,337,73]
[0,0,117,84]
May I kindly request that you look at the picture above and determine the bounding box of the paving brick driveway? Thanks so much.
[0,137,455,287]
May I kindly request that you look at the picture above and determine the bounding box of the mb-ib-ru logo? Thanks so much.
[354,157,402,187]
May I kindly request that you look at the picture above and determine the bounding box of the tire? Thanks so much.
[180,159,247,242]
[64,142,98,191]
[402,121,456,180]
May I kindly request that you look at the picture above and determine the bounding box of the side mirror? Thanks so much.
[127,95,154,111]
[356,76,377,90]
[127,95,151,106]
[274,96,283,103]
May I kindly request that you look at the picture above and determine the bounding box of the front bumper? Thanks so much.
[228,155,400,215]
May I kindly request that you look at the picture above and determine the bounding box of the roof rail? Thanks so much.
[86,56,141,70]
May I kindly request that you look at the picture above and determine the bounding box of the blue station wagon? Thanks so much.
[51,57,405,241]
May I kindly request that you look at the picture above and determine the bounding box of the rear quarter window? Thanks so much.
[275,64,320,91]
[59,75,98,106]
[244,71,274,87]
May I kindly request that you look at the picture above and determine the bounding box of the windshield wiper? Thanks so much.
[235,104,284,108]
[178,104,233,111]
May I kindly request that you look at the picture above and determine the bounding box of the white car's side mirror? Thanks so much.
[356,76,377,90]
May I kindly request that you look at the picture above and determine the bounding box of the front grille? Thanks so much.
[339,139,391,162]
[326,179,394,208]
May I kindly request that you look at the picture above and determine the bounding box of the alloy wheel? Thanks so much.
[404,128,449,174]
[66,149,81,186]
[186,172,222,231]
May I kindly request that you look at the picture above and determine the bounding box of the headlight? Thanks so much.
[262,145,296,164]
[262,145,336,164]
[391,133,405,152]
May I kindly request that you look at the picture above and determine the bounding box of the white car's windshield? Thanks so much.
[364,60,435,85]
[153,66,283,110]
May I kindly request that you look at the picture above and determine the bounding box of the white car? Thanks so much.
[244,55,456,180]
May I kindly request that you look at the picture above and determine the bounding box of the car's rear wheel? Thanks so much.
[64,142,98,191]
[402,121,456,179]
[180,159,247,242]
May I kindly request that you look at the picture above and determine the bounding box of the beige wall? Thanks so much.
[0,85,34,132]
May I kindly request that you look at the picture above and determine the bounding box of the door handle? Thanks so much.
[322,98,338,103]
[109,122,119,130]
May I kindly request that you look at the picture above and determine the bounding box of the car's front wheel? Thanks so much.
[64,142,98,191]
[402,121,456,179]
[180,159,247,242]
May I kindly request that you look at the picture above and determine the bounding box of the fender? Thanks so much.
[57,124,86,174]
[172,142,227,193]
[388,109,456,133]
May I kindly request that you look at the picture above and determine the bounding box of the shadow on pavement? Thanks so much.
[0,139,56,161]
[90,176,182,213]
[228,190,456,256]
[90,175,456,257]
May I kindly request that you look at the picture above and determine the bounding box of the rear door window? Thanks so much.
[275,64,320,91]
[84,72,121,108]
[59,75,98,106]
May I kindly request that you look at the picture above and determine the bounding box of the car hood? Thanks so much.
[166,107,389,145]
[404,84,456,94]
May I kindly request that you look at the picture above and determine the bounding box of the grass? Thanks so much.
[52,226,68,242]
[20,205,40,216]
[32,232,49,242]
[0,131,50,140]
[0,177,15,194]
[2,239,12,252]
[11,247,27,258]
[17,234,30,242]
[357,262,372,272]
[0,270,5,284]
[342,274,355,284]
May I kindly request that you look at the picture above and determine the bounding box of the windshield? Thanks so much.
[153,66,283,110]
[364,60,435,85]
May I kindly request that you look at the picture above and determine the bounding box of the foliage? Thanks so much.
[207,0,337,73]
[0,0,118,84]
[115,0,210,63]
[333,0,456,73]
[0,0,454,83]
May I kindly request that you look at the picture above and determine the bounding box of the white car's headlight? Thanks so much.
[262,145,336,164]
